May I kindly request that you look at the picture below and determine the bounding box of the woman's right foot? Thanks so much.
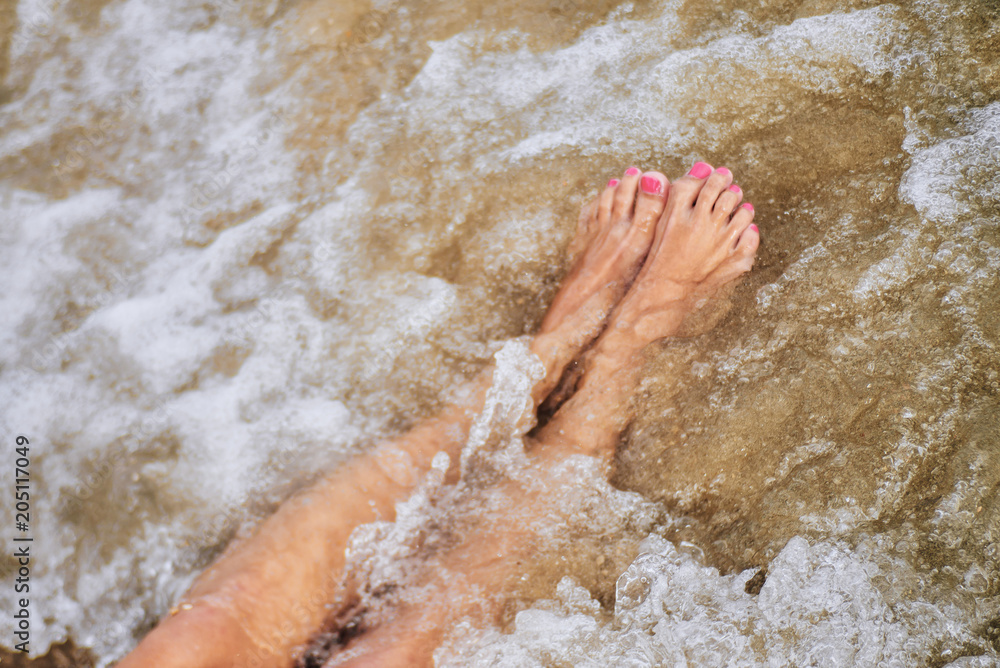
[604,161,759,347]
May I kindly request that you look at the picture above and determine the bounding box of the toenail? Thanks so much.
[689,162,712,179]
[625,167,640,176]
[728,184,741,193]
[742,203,755,213]
[750,224,759,233]
[715,167,731,176]
[640,175,662,194]
[608,179,620,188]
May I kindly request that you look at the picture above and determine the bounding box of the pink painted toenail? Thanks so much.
[742,203,755,213]
[689,162,712,179]
[716,167,731,176]
[750,224,759,233]
[640,175,662,194]
[608,179,620,188]
[625,167,640,176]
[728,184,741,193]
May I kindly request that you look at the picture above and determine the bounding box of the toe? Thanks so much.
[631,171,669,234]
[737,222,760,256]
[696,166,735,217]
[713,183,743,220]
[724,203,756,249]
[568,197,599,259]
[598,178,619,227]
[731,222,760,273]
[705,216,759,286]
[611,166,642,222]
[666,161,714,213]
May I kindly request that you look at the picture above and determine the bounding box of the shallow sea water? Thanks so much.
[0,0,998,665]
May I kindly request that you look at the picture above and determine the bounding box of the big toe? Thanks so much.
[631,171,669,235]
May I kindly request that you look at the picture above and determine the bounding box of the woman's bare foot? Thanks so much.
[609,162,759,345]
[529,166,669,401]
[542,167,669,333]
[317,164,760,667]
[538,161,759,458]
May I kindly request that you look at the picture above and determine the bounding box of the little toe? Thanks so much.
[569,197,599,256]
[713,184,743,220]
[706,221,759,287]
[696,166,735,216]
[731,222,760,274]
[597,178,619,227]
[631,171,669,234]
[611,166,642,222]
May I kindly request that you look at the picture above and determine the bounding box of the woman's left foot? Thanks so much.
[530,167,669,400]
[540,166,669,340]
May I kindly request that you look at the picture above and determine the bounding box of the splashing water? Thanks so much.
[0,0,998,665]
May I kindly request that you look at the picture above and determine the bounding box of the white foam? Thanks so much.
[438,534,992,667]
[901,102,1000,224]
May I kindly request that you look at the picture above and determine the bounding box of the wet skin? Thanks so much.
[116,162,758,668]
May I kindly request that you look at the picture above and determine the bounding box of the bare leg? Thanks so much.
[117,168,669,668]
[324,162,760,666]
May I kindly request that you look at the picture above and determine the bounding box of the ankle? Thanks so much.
[529,331,580,400]
[587,323,651,367]
[602,286,698,349]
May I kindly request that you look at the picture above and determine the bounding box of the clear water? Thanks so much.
[0,0,998,665]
